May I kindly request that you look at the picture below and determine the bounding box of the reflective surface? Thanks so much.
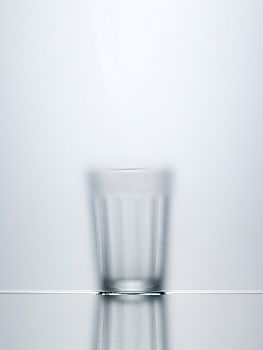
[0,294,262,349]
[96,295,166,350]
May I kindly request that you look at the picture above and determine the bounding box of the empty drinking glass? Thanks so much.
[89,168,171,292]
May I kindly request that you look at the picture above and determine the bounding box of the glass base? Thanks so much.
[102,278,162,293]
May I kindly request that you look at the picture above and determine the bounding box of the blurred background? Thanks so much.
[0,0,262,290]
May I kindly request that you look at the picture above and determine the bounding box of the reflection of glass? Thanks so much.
[95,296,167,350]
[90,169,171,292]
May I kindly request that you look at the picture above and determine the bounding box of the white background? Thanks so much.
[0,0,262,290]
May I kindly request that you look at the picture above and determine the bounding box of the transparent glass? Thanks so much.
[90,168,171,292]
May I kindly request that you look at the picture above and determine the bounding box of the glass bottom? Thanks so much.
[102,278,162,292]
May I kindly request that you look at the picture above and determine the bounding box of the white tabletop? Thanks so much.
[0,293,262,349]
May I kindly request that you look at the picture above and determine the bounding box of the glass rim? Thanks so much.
[89,167,171,175]
[89,167,171,195]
